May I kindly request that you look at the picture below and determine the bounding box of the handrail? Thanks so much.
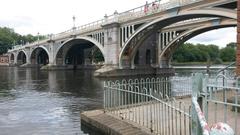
[217,62,235,74]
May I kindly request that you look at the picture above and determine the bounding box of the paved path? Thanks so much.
[81,110,152,135]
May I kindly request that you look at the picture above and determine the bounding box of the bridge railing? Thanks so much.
[8,0,203,52]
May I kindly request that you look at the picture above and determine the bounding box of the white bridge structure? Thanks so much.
[7,0,237,73]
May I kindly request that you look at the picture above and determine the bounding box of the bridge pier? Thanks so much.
[48,43,55,66]
[102,22,120,68]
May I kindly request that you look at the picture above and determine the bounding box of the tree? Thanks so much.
[172,42,236,63]
[0,27,46,54]
[220,47,236,62]
[226,42,237,49]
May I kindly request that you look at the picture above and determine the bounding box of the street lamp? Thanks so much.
[72,15,76,29]
[37,32,40,41]
[37,32,40,44]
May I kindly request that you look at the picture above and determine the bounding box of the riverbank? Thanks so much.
[94,67,175,77]
[172,62,235,70]
[172,62,234,66]
[81,110,151,135]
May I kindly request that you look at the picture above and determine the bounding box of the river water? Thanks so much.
[0,67,104,135]
[0,66,232,135]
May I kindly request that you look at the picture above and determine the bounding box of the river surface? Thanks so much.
[0,67,104,135]
[0,66,232,135]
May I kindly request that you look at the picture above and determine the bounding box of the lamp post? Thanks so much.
[37,32,40,40]
[72,16,77,37]
[72,15,76,29]
[37,32,40,44]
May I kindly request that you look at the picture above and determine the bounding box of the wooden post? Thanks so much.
[236,0,240,75]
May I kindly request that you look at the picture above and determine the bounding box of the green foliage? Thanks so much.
[226,42,237,49]
[0,27,46,54]
[93,49,104,62]
[173,42,236,63]
[220,46,236,62]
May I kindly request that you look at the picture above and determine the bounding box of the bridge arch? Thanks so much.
[30,46,50,65]
[10,53,15,64]
[17,50,27,65]
[54,37,105,68]
[159,24,236,67]
[119,8,237,68]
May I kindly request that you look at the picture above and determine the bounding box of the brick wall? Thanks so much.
[237,0,240,75]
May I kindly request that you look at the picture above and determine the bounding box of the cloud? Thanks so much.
[0,0,236,46]
[188,27,236,47]
[0,16,34,28]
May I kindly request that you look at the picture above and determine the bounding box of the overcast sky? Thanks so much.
[0,0,236,47]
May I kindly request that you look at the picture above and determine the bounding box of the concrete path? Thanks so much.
[81,110,152,135]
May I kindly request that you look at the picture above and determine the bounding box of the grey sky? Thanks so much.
[0,0,236,47]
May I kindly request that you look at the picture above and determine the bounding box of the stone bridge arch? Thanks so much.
[16,50,28,65]
[9,53,15,64]
[30,46,50,65]
[54,36,105,67]
[119,8,237,68]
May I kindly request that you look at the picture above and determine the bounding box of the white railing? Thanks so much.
[104,77,192,134]
[192,73,236,135]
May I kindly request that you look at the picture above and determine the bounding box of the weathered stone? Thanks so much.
[81,110,151,135]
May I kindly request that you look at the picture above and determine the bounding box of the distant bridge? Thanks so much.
[7,0,237,72]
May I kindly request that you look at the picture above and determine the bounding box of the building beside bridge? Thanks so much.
[0,55,9,66]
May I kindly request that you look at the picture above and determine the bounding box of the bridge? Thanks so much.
[7,0,237,75]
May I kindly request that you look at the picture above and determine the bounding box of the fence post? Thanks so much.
[191,73,204,135]
[103,81,106,111]
[202,74,209,120]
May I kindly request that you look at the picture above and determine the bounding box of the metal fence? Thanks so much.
[104,77,192,135]
[192,73,237,135]
[104,72,239,135]
[171,76,192,97]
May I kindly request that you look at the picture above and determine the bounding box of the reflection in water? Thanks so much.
[0,67,220,135]
[0,67,103,135]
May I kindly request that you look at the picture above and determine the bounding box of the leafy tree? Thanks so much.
[0,27,46,54]
[173,42,236,63]
[226,42,237,49]
[220,47,236,62]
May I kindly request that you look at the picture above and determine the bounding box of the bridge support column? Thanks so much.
[13,52,18,65]
[25,48,31,65]
[102,22,120,67]
[48,43,55,66]
[157,32,162,67]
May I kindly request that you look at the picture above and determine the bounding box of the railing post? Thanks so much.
[191,73,204,135]
[202,74,209,120]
